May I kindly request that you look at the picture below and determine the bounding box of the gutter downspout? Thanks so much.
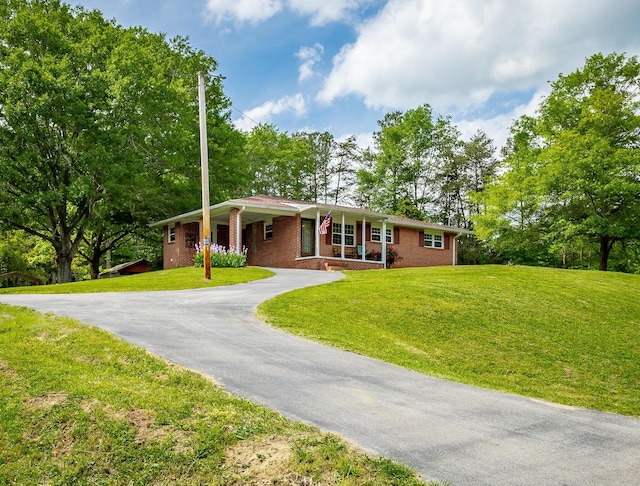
[452,232,462,266]
[236,206,245,254]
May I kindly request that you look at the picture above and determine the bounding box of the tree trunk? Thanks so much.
[90,251,102,280]
[89,234,104,279]
[53,225,84,283]
[55,253,74,283]
[599,236,611,271]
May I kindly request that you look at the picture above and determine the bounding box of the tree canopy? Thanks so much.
[0,0,245,281]
[475,53,640,271]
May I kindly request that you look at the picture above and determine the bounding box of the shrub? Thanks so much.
[193,243,247,268]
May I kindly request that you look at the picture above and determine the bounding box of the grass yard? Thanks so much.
[0,305,426,485]
[0,266,273,294]
[258,265,640,416]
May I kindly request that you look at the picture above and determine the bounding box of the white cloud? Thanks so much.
[234,94,307,131]
[456,89,548,152]
[204,0,283,24]
[318,0,640,115]
[296,43,324,82]
[204,0,376,25]
[288,0,378,26]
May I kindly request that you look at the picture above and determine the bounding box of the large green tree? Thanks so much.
[538,53,640,270]
[245,124,313,200]
[475,53,640,271]
[0,0,242,281]
[358,104,463,220]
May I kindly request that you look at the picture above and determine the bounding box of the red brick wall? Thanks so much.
[390,227,456,268]
[163,225,179,269]
[246,215,301,268]
[162,222,199,268]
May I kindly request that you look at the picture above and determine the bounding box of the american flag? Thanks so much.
[318,210,332,235]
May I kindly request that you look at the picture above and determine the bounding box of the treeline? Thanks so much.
[240,113,498,266]
[1,1,638,282]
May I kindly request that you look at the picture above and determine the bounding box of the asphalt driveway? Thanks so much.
[2,268,639,485]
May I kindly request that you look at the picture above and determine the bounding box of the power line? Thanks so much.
[230,104,260,127]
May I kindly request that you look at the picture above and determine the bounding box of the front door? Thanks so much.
[301,218,315,256]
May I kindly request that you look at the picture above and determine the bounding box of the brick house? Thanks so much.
[150,195,471,270]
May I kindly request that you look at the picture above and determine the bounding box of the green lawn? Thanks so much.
[0,266,274,294]
[258,265,640,416]
[0,305,426,485]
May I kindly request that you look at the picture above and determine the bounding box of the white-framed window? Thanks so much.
[424,233,443,249]
[168,226,176,243]
[264,223,273,240]
[332,222,355,246]
[371,227,393,243]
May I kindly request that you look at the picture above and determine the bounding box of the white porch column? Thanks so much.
[341,212,345,259]
[315,209,320,257]
[361,216,366,261]
[382,220,387,269]
[236,206,245,254]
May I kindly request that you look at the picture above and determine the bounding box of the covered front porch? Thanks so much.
[225,204,391,270]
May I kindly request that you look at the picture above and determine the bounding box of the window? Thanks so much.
[371,227,393,243]
[332,222,355,246]
[264,223,273,240]
[424,233,443,249]
[168,226,176,243]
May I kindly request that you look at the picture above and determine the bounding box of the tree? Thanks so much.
[472,118,551,265]
[0,0,239,281]
[0,228,56,285]
[294,131,335,203]
[537,53,640,270]
[332,135,358,205]
[245,124,313,200]
[358,105,462,220]
[474,53,640,271]
[462,130,498,217]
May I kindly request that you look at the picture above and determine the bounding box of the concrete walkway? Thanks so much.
[1,268,639,485]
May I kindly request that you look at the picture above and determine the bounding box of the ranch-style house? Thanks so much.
[150,195,471,270]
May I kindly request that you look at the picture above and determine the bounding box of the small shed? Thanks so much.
[99,259,149,278]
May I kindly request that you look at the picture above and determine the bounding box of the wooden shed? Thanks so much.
[99,259,149,278]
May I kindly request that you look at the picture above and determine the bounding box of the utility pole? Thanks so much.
[198,71,211,280]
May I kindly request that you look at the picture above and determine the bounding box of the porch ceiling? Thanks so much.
[211,207,299,226]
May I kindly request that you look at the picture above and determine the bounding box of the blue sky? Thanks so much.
[67,0,640,150]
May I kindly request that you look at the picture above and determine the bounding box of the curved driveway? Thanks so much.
[2,268,639,485]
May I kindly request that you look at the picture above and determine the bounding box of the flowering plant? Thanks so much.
[386,246,403,267]
[193,243,248,268]
[365,246,402,267]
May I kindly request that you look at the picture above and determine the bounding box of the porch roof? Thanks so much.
[149,195,471,234]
